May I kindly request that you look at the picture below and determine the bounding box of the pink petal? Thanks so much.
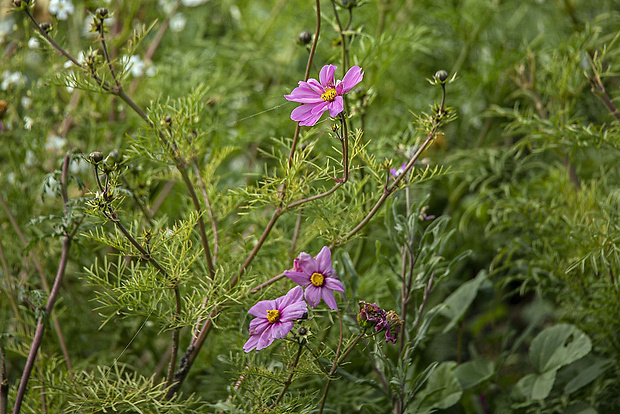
[249,318,271,335]
[298,110,325,127]
[284,84,323,103]
[324,277,345,293]
[281,301,308,321]
[243,334,260,352]
[294,252,313,272]
[306,78,324,93]
[311,101,330,116]
[270,321,294,339]
[256,328,275,350]
[304,285,321,308]
[321,288,338,310]
[291,103,320,122]
[328,96,344,117]
[248,299,275,317]
[338,65,363,94]
[315,246,332,273]
[284,270,311,286]
[319,64,337,87]
[278,286,304,308]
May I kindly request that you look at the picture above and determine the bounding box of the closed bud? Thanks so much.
[40,22,53,33]
[434,70,449,83]
[96,7,109,19]
[107,149,120,163]
[343,0,359,8]
[297,30,312,46]
[89,151,104,164]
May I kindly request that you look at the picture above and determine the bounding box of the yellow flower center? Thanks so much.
[310,272,325,287]
[321,88,337,102]
[267,309,281,323]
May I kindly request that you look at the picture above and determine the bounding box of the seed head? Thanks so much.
[96,8,109,19]
[89,151,104,164]
[434,70,449,83]
[297,30,312,46]
[40,22,53,33]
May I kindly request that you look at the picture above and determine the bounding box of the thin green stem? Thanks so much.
[269,343,305,409]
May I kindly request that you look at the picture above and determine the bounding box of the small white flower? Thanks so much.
[28,37,40,49]
[182,0,209,6]
[146,65,158,77]
[158,0,175,14]
[45,135,67,151]
[1,71,26,91]
[25,150,37,167]
[44,176,59,198]
[170,13,187,32]
[21,96,32,109]
[0,17,14,45]
[121,55,147,77]
[49,0,75,21]
[70,158,90,174]
[24,116,34,130]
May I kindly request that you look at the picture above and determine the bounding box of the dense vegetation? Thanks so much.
[2,0,620,412]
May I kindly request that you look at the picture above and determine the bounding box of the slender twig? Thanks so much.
[165,287,182,390]
[249,273,286,294]
[178,167,216,279]
[317,311,344,414]
[586,53,620,120]
[317,330,364,414]
[0,240,20,321]
[0,194,73,373]
[150,181,176,216]
[287,0,321,166]
[1,351,7,414]
[12,154,77,414]
[269,343,305,409]
[193,163,219,263]
[290,210,303,260]
[99,25,121,90]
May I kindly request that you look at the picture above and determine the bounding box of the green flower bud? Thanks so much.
[89,151,104,164]
[297,31,312,46]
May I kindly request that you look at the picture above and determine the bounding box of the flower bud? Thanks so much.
[96,8,109,19]
[89,151,104,164]
[163,115,172,125]
[434,70,449,83]
[13,0,28,9]
[107,149,120,163]
[297,30,312,46]
[343,0,359,8]
[40,22,53,33]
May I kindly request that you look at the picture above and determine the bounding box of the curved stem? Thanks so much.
[269,343,305,409]
[13,155,76,414]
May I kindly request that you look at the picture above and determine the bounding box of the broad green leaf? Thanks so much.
[564,359,613,395]
[515,371,557,401]
[413,361,462,411]
[454,359,495,390]
[530,324,592,373]
[439,271,488,333]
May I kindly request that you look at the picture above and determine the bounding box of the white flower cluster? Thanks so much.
[49,0,75,21]
[1,71,26,91]
[120,55,157,78]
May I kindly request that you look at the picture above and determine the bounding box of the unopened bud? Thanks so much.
[434,70,449,83]
[40,22,52,33]
[96,8,108,19]
[297,30,312,46]
[343,0,359,8]
[89,151,104,164]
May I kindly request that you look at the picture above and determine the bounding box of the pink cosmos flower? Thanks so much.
[284,246,345,310]
[284,64,364,126]
[243,286,307,352]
